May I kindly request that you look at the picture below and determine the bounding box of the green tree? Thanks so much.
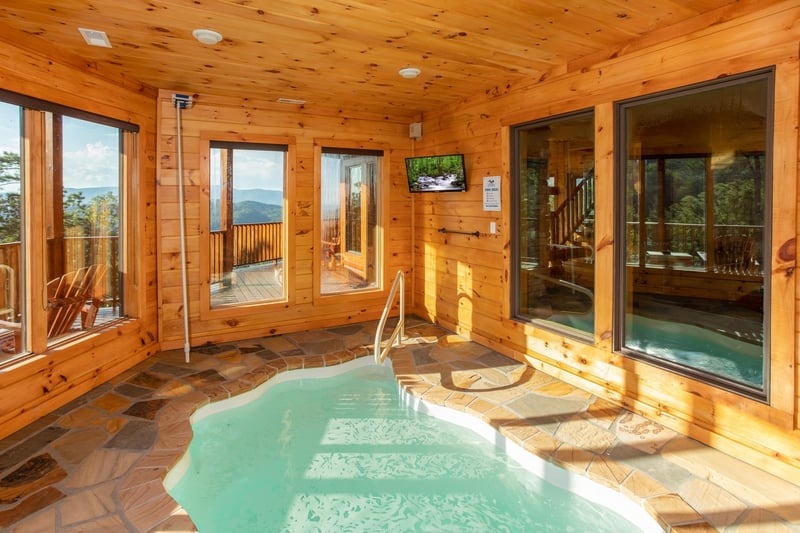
[0,151,20,186]
[0,192,20,243]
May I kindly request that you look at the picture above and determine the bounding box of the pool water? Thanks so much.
[166,360,657,532]
[548,311,762,387]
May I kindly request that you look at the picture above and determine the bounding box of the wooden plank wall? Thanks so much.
[156,91,413,348]
[0,30,160,440]
[411,1,800,484]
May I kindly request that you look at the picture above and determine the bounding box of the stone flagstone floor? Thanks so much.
[0,317,798,532]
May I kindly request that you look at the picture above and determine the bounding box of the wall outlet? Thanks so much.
[490,221,497,234]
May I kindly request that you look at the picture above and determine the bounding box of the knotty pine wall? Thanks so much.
[412,1,800,484]
[156,91,412,349]
[0,31,160,440]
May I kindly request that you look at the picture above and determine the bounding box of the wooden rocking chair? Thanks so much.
[0,264,107,353]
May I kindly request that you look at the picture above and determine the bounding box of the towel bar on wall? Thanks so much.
[438,227,479,238]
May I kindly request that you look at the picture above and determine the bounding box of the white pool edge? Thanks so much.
[163,356,665,532]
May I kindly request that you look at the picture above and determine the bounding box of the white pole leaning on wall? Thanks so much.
[172,93,194,363]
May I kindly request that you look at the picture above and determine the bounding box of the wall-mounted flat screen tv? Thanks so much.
[405,153,467,193]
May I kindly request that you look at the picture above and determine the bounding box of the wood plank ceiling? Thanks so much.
[0,0,764,119]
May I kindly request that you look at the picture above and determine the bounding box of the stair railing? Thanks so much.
[550,176,594,245]
[374,270,405,364]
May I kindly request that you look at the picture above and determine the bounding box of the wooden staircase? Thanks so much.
[550,175,595,258]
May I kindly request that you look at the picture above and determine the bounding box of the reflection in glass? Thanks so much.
[513,111,595,336]
[321,150,381,294]
[0,102,23,357]
[47,115,122,346]
[209,143,285,307]
[620,73,770,393]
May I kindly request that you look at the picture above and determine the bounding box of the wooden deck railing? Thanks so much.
[210,222,283,283]
[0,235,120,318]
[550,176,594,246]
[626,222,763,272]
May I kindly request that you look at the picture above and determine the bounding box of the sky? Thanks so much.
[2,101,347,203]
[209,147,284,191]
[0,101,121,192]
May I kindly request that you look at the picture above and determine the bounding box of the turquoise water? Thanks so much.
[548,312,762,387]
[167,362,652,532]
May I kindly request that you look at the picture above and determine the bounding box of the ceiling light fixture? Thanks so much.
[78,27,112,48]
[398,67,421,79]
[192,29,223,45]
[277,98,306,105]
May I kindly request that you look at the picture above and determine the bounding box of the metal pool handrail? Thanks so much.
[374,270,405,364]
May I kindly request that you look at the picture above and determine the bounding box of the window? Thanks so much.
[320,148,382,294]
[512,111,595,337]
[616,69,772,398]
[45,115,123,346]
[208,141,286,307]
[0,102,22,357]
[0,91,136,359]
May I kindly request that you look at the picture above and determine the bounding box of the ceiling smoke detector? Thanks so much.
[192,29,223,45]
[398,67,421,79]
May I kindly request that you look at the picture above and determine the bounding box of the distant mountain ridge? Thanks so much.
[65,186,117,201]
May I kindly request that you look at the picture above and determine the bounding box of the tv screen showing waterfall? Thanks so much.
[405,154,467,192]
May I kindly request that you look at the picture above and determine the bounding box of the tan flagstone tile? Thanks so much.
[282,356,304,370]
[154,379,195,399]
[59,482,116,526]
[260,336,297,353]
[120,477,169,515]
[103,418,127,434]
[63,449,140,489]
[124,491,183,533]
[551,443,594,474]
[153,421,193,452]
[91,393,132,414]
[0,487,64,528]
[135,449,185,471]
[49,427,109,465]
[8,507,56,532]
[468,384,526,404]
[60,514,129,533]
[669,521,719,532]
[615,411,676,455]
[421,386,452,406]
[554,416,617,453]
[445,369,482,389]
[583,397,622,430]
[621,471,671,501]
[401,381,432,398]
[498,420,540,445]
[534,381,593,399]
[444,391,475,411]
[464,397,497,416]
[217,351,243,363]
[679,477,748,529]
[149,511,198,532]
[518,368,557,391]
[303,355,326,368]
[57,406,105,429]
[661,436,800,524]
[118,465,165,493]
[587,455,632,490]
[736,508,798,532]
[643,493,703,529]
[481,405,519,429]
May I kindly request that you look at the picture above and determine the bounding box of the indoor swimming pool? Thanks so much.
[165,358,661,532]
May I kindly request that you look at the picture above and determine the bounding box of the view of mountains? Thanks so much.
[64,187,284,226]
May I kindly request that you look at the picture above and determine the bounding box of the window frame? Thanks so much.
[613,67,775,402]
[198,133,295,320]
[0,97,137,361]
[313,140,389,301]
[510,108,596,343]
